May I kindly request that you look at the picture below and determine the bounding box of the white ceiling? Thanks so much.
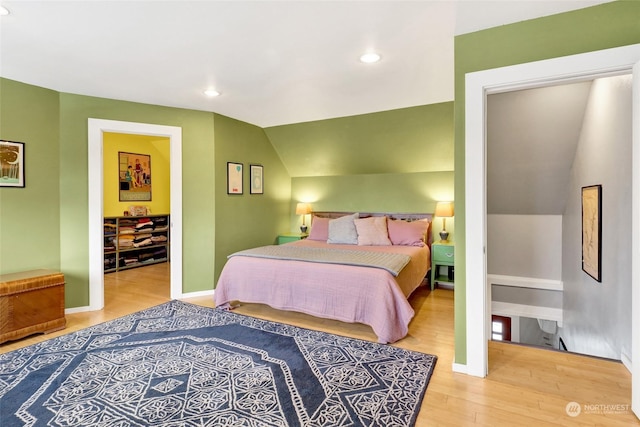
[0,0,612,128]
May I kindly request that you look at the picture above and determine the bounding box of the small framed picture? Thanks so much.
[227,162,243,194]
[0,140,25,188]
[250,164,263,194]
[119,151,152,201]
[581,184,602,282]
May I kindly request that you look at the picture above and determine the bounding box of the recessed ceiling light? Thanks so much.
[204,88,220,97]
[359,52,381,64]
[0,6,10,16]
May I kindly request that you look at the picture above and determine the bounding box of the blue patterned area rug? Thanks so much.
[0,300,437,426]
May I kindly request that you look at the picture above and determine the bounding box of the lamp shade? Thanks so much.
[296,203,311,215]
[435,201,454,217]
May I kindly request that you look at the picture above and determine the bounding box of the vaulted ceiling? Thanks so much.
[0,0,612,127]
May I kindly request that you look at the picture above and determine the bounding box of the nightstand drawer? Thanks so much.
[432,244,454,263]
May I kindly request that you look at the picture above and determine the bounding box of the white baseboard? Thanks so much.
[65,305,92,314]
[179,289,215,299]
[622,352,632,373]
[452,362,468,374]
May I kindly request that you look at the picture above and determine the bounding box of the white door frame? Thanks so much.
[465,44,640,417]
[88,119,183,310]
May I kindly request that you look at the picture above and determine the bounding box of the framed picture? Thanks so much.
[119,152,152,201]
[0,140,25,188]
[250,164,263,194]
[227,162,243,194]
[582,184,602,282]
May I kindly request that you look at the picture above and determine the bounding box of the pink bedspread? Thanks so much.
[214,239,430,343]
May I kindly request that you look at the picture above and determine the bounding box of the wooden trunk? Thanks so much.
[0,269,66,344]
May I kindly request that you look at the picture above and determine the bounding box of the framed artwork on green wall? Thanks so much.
[0,140,25,188]
[119,151,152,201]
[250,164,263,194]
[227,162,243,195]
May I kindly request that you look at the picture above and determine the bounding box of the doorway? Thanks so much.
[486,75,632,360]
[102,133,171,280]
[464,44,640,417]
[88,119,183,311]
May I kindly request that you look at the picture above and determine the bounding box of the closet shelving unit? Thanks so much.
[103,214,170,273]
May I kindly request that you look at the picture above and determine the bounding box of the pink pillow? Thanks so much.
[307,216,330,241]
[387,219,429,246]
[354,216,392,246]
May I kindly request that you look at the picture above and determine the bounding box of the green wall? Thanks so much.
[0,79,61,274]
[265,103,453,177]
[213,114,291,283]
[0,78,443,308]
[1,82,235,306]
[268,103,455,235]
[58,93,218,305]
[291,171,454,235]
[453,0,640,365]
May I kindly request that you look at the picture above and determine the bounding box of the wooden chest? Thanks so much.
[0,269,66,344]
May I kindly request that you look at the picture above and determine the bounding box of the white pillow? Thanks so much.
[327,213,359,245]
[354,216,392,246]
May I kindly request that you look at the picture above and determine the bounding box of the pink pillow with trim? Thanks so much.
[387,219,429,246]
[354,216,392,246]
[307,216,330,241]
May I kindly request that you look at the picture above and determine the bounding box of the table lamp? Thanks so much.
[435,201,454,242]
[296,203,312,233]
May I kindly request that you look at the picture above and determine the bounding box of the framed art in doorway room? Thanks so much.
[0,140,25,188]
[581,184,602,282]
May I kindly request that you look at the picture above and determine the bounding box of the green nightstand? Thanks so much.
[277,233,308,245]
[431,242,454,290]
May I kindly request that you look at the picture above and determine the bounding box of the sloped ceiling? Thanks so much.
[264,103,454,177]
[487,82,593,215]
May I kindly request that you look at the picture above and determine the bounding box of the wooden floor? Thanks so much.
[1,262,637,425]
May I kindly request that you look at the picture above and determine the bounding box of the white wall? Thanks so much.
[492,285,561,308]
[561,74,632,360]
[488,214,562,280]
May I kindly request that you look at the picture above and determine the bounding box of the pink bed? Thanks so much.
[215,213,432,343]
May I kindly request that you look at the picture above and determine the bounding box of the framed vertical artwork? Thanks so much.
[581,184,602,282]
[119,152,152,201]
[227,162,243,194]
[0,140,25,188]
[250,164,263,194]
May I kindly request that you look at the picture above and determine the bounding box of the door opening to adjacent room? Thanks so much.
[486,76,632,359]
[88,119,183,311]
[464,43,640,418]
[102,133,172,299]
